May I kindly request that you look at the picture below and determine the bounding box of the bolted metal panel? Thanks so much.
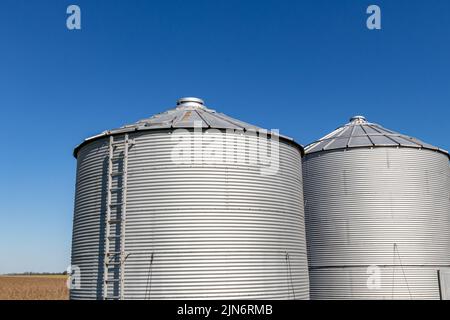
[124,130,308,299]
[309,267,442,300]
[71,98,309,300]
[71,130,309,299]
[305,116,449,157]
[70,139,109,300]
[73,98,302,157]
[303,146,450,300]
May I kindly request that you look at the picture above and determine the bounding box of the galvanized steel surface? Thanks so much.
[309,267,447,299]
[305,116,449,157]
[73,98,299,157]
[303,146,450,299]
[71,128,309,299]
[71,139,108,299]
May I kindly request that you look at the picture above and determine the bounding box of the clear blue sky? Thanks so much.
[0,0,449,274]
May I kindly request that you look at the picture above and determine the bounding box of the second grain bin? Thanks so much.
[71,97,309,300]
[303,116,450,300]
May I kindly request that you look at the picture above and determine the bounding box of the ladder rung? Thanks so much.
[106,265,120,269]
[112,139,134,145]
[104,135,129,302]
[108,219,121,224]
[109,203,123,207]
[107,251,121,256]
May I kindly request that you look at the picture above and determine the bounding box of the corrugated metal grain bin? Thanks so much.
[303,116,450,300]
[70,98,309,300]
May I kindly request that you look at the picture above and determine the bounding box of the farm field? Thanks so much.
[0,275,69,300]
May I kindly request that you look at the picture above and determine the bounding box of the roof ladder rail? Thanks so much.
[103,134,133,300]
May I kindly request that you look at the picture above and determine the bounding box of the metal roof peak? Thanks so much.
[305,116,449,158]
[349,115,367,124]
[74,98,304,157]
[177,96,204,105]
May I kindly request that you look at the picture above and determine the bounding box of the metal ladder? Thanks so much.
[103,134,133,300]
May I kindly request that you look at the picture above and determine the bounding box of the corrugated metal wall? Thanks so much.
[71,129,309,299]
[71,139,108,299]
[303,147,450,299]
[309,267,445,299]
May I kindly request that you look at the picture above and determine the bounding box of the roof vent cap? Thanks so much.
[349,115,367,124]
[176,97,205,108]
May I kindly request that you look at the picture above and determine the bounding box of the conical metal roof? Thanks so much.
[124,97,262,131]
[74,97,301,157]
[305,115,449,158]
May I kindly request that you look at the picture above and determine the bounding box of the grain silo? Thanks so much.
[303,115,450,300]
[70,97,309,300]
